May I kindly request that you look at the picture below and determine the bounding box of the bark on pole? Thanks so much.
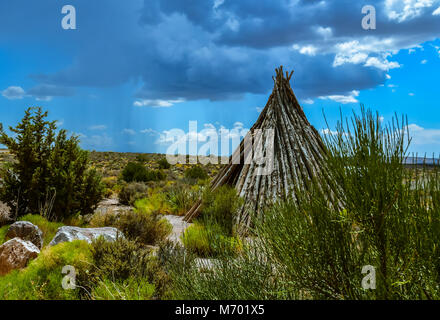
[184,66,328,228]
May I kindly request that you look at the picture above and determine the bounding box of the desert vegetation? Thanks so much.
[0,106,440,300]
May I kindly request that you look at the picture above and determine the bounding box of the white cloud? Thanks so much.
[421,59,428,64]
[140,128,160,135]
[332,40,401,71]
[364,57,401,71]
[302,98,314,105]
[407,123,440,146]
[319,90,360,104]
[122,128,136,135]
[133,98,184,108]
[386,0,437,23]
[292,44,318,56]
[320,128,338,135]
[315,26,332,39]
[409,92,415,96]
[1,86,26,100]
[433,6,440,14]
[89,125,107,131]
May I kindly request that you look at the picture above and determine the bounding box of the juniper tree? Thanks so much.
[0,107,104,221]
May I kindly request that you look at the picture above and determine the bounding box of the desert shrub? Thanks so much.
[184,165,208,181]
[89,237,151,281]
[181,223,210,256]
[0,240,92,300]
[121,162,165,183]
[19,214,64,247]
[118,182,148,206]
[166,183,202,215]
[157,158,171,170]
[88,208,125,228]
[166,242,286,300]
[121,162,148,182]
[103,188,113,198]
[87,237,170,299]
[102,176,118,189]
[201,185,243,236]
[135,154,149,164]
[182,222,242,258]
[102,176,118,198]
[134,192,172,215]
[116,210,172,245]
[0,107,104,221]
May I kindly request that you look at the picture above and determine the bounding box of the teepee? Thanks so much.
[184,66,328,227]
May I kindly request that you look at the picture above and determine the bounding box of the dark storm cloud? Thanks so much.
[2,0,440,103]
[27,84,74,101]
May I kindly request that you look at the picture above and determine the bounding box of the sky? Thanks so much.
[0,0,440,156]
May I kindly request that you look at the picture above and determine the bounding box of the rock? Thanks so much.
[6,221,44,249]
[0,238,40,276]
[49,226,124,246]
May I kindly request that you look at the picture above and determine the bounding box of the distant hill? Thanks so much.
[404,156,440,166]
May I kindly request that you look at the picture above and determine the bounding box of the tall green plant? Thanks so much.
[0,107,104,221]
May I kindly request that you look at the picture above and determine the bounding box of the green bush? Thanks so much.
[116,210,172,246]
[165,183,202,215]
[121,162,165,183]
[184,165,208,181]
[157,158,171,170]
[88,237,170,299]
[181,223,210,256]
[182,222,242,258]
[118,182,148,206]
[89,237,151,281]
[135,154,149,164]
[0,240,92,300]
[134,193,172,215]
[201,185,243,236]
[0,107,104,221]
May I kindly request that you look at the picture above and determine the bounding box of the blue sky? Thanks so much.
[0,0,440,155]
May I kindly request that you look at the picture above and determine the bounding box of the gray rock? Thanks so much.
[0,238,40,276]
[49,226,124,246]
[6,221,44,249]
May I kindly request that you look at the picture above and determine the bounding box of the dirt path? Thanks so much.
[163,215,192,245]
